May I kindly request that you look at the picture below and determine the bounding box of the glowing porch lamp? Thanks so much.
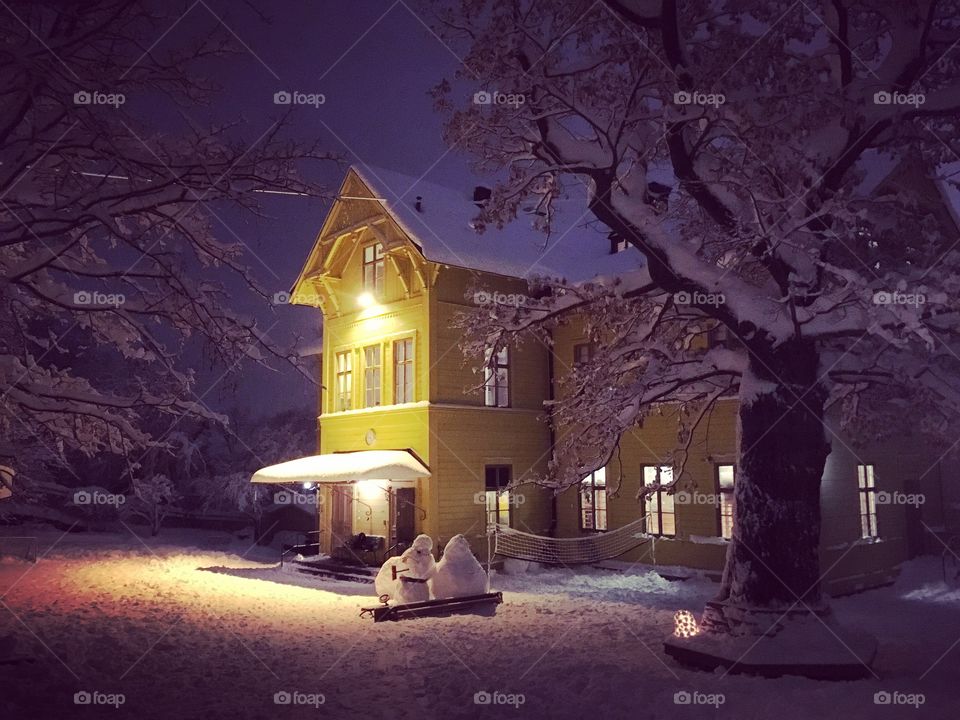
[357,292,376,309]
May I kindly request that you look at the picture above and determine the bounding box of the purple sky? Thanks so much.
[167,1,960,420]
[175,1,473,417]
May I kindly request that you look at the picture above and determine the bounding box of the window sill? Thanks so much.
[323,400,430,417]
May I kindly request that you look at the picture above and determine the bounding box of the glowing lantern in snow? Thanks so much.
[674,610,700,638]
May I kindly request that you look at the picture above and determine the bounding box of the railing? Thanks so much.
[397,496,428,522]
[280,529,323,567]
[382,541,409,563]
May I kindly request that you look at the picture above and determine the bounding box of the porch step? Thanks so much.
[290,558,377,584]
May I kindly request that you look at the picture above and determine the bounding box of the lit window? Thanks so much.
[580,468,607,531]
[717,464,735,539]
[363,243,385,297]
[642,465,675,536]
[363,345,381,407]
[394,338,414,404]
[335,351,352,411]
[483,346,510,407]
[485,466,511,531]
[858,464,878,539]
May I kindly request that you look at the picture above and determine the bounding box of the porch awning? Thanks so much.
[250,450,430,485]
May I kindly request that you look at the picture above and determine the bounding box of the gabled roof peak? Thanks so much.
[348,164,643,282]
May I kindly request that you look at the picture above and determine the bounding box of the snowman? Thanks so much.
[429,534,488,599]
[374,534,436,604]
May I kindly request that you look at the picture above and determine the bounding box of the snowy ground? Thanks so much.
[0,526,957,719]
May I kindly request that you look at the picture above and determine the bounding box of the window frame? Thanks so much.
[858,463,879,539]
[393,338,414,404]
[715,464,736,540]
[362,242,385,297]
[362,344,382,408]
[642,465,676,537]
[484,465,512,532]
[483,346,510,408]
[573,342,595,367]
[334,350,353,412]
[579,468,607,531]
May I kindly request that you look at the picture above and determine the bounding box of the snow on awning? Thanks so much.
[250,450,430,485]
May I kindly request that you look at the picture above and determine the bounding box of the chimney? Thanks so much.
[472,185,492,207]
[609,232,627,254]
[414,195,423,212]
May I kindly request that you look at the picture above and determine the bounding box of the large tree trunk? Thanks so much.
[669,339,881,675]
[711,339,831,626]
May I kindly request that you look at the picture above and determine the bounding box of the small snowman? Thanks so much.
[394,534,436,604]
[429,534,488,599]
[374,534,436,604]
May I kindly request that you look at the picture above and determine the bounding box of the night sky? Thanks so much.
[130,0,960,421]
[179,1,472,417]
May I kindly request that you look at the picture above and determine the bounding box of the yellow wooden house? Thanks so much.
[278,164,958,595]
[284,165,601,560]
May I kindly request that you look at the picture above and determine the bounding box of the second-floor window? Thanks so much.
[363,243,385,297]
[363,345,381,407]
[394,338,414,404]
[335,351,352,411]
[717,464,736,539]
[484,346,510,407]
[642,465,676,536]
[580,468,607,531]
[858,464,878,539]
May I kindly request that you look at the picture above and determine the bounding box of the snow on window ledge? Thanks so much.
[325,400,430,417]
[825,536,886,551]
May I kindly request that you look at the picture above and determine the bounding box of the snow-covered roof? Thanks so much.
[855,152,960,234]
[351,164,644,281]
[251,450,430,484]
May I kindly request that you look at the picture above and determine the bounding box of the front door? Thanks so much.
[330,484,353,555]
[394,487,417,546]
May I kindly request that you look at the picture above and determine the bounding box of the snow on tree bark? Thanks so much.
[721,347,830,609]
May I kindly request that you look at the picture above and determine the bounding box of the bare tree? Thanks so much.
[0,1,334,472]
[429,0,960,632]
[125,472,178,536]
[198,408,315,541]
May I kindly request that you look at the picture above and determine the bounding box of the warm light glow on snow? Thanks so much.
[674,609,700,638]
